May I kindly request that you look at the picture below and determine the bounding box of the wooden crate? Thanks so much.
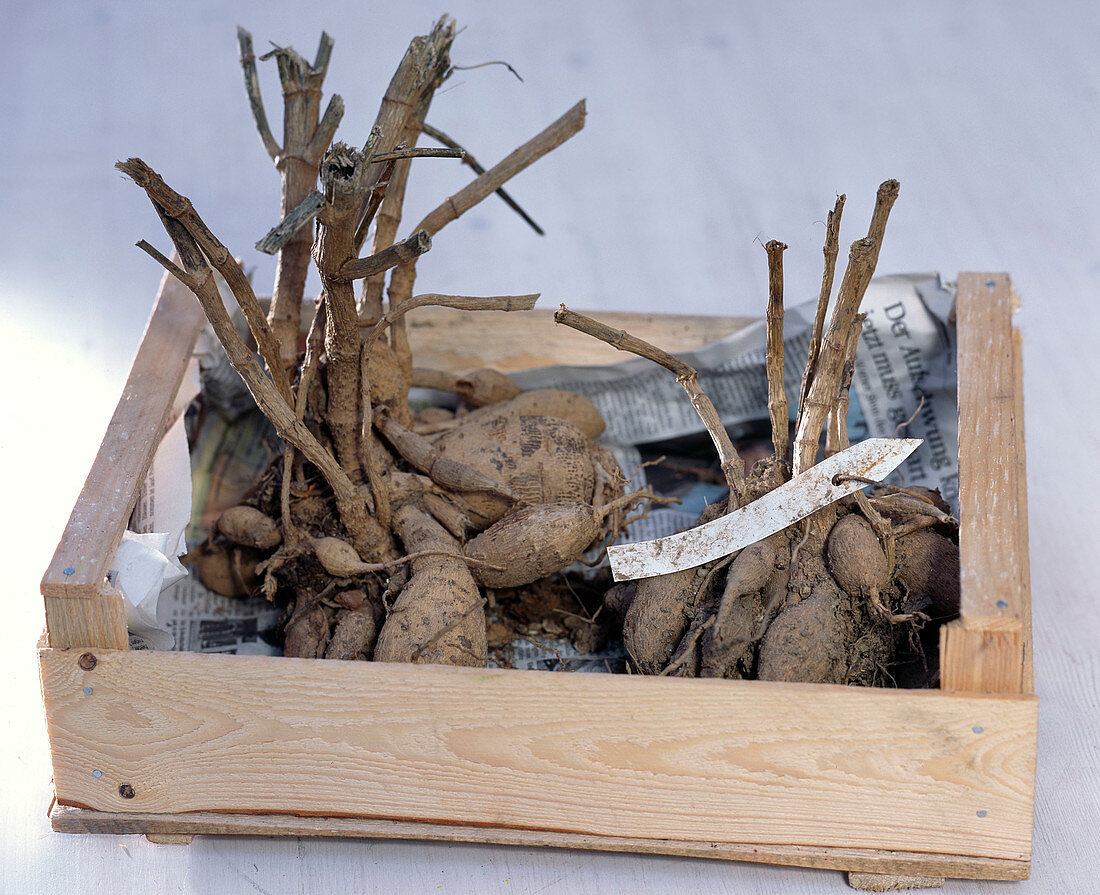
[39,272,1035,884]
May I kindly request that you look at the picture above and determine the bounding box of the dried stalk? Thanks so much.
[312,20,460,473]
[337,230,431,281]
[792,237,877,475]
[419,121,544,234]
[763,239,788,464]
[280,294,330,548]
[236,28,280,161]
[866,179,900,269]
[255,190,325,255]
[363,292,539,366]
[792,180,899,475]
[371,147,464,163]
[279,444,300,548]
[385,100,586,321]
[554,306,746,506]
[825,313,865,457]
[385,100,585,379]
[315,140,380,475]
[131,220,391,562]
[797,194,845,426]
[295,296,327,421]
[359,17,455,198]
[239,28,343,368]
[359,344,391,531]
[358,18,456,318]
[116,158,293,407]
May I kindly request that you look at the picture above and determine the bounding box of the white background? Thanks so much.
[3,1,1098,892]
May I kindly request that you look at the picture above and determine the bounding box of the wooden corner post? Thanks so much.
[40,270,205,650]
[940,273,1032,694]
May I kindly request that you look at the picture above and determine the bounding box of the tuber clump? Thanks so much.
[130,25,957,686]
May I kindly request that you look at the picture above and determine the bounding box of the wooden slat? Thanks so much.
[940,618,1023,696]
[941,273,1029,693]
[404,306,752,373]
[1012,315,1034,693]
[41,269,203,600]
[48,804,1030,881]
[41,270,204,648]
[43,586,129,654]
[40,646,1037,862]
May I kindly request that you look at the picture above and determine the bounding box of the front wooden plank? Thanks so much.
[41,268,204,648]
[41,648,1036,862]
[48,805,1029,880]
[941,273,1030,693]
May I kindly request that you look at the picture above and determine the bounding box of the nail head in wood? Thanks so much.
[78,653,97,671]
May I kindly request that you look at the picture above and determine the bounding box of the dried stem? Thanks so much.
[385,100,587,317]
[244,30,342,368]
[132,213,392,562]
[763,239,788,464]
[793,179,899,474]
[358,18,456,318]
[255,189,324,255]
[359,344,391,531]
[360,17,455,198]
[792,237,877,474]
[370,147,464,163]
[279,445,300,548]
[117,158,293,407]
[797,194,845,426]
[554,305,746,506]
[826,313,865,457]
[866,179,900,269]
[337,229,431,281]
[419,121,544,234]
[315,140,380,475]
[296,296,327,420]
[236,28,280,161]
[363,293,538,363]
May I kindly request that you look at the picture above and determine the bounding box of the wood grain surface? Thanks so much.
[39,269,203,648]
[40,646,1037,863]
[405,306,752,372]
[941,274,1031,694]
[48,805,1029,880]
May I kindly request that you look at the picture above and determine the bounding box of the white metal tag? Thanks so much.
[608,438,922,581]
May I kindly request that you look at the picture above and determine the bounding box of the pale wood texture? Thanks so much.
[1012,311,1034,694]
[40,645,1037,863]
[940,273,1031,694]
[43,587,129,656]
[48,804,1029,881]
[404,306,752,373]
[847,872,945,891]
[40,269,203,649]
[143,833,193,845]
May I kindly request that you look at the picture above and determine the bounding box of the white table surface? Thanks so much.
[3,1,1098,892]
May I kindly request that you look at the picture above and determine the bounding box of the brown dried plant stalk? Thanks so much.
[553,306,747,506]
[386,100,587,377]
[797,194,845,423]
[122,181,393,563]
[358,18,456,321]
[238,28,342,369]
[763,239,788,464]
